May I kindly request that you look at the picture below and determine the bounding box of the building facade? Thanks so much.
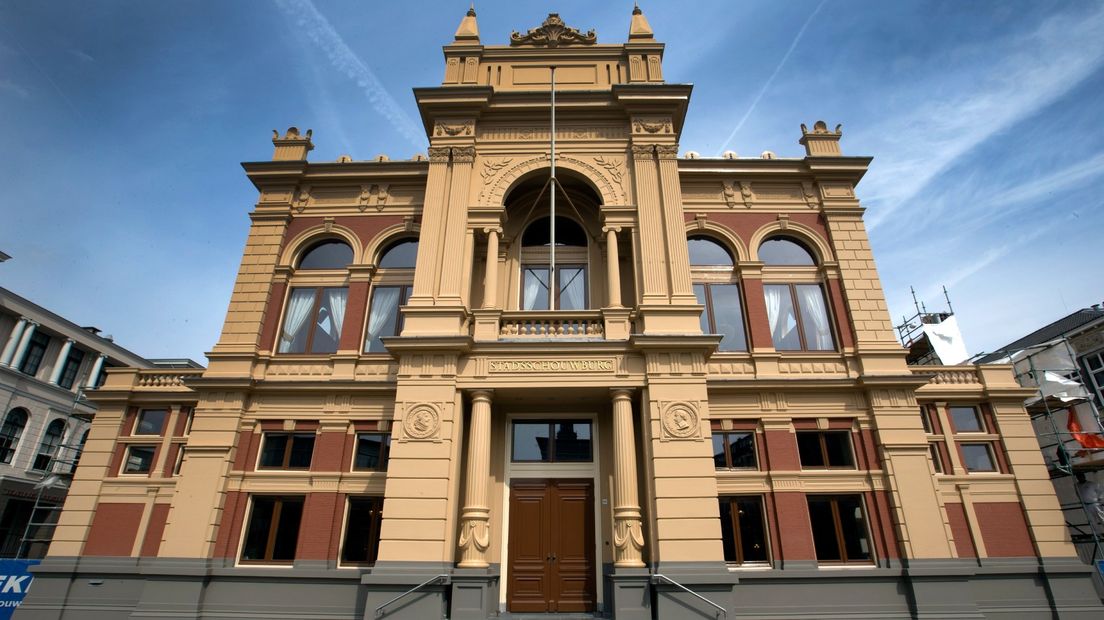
[20,9,1103,619]
[0,286,150,559]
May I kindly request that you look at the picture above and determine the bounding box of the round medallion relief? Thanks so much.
[403,404,440,439]
[662,403,699,438]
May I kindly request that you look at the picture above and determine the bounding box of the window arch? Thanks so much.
[521,216,588,310]
[0,408,28,465]
[759,236,835,351]
[364,237,418,353]
[297,239,353,269]
[33,419,66,472]
[689,236,747,352]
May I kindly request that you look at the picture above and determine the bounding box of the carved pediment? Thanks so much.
[511,13,596,47]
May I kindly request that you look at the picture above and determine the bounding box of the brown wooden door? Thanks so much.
[507,479,596,613]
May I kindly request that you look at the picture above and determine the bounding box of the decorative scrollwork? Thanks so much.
[511,13,596,47]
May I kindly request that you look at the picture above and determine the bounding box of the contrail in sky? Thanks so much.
[276,0,425,148]
[717,0,827,154]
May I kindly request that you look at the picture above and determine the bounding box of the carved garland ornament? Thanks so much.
[434,120,474,137]
[478,154,624,206]
[402,403,441,440]
[614,520,645,557]
[510,13,596,47]
[661,401,701,439]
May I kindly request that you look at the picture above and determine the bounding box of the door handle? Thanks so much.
[550,553,557,562]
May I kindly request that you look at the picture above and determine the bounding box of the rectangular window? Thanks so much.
[712,432,757,469]
[18,332,50,377]
[928,444,944,473]
[763,284,835,351]
[342,497,384,565]
[240,496,304,563]
[258,433,316,470]
[353,433,391,471]
[807,495,872,563]
[57,348,85,389]
[694,283,748,352]
[123,445,156,474]
[797,431,854,469]
[521,265,588,310]
[961,443,997,472]
[364,285,412,353]
[949,406,984,432]
[512,420,592,462]
[277,287,348,354]
[172,446,186,475]
[719,496,769,564]
[134,409,168,435]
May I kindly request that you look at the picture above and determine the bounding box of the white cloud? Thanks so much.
[859,4,1104,232]
[275,0,425,149]
[0,79,29,99]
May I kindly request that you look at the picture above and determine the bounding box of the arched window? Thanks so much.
[33,419,66,472]
[760,236,835,351]
[297,239,353,269]
[521,216,588,310]
[365,239,419,353]
[689,236,747,352]
[0,408,28,465]
[278,238,354,354]
[759,236,815,266]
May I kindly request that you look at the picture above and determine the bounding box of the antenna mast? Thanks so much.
[549,66,556,310]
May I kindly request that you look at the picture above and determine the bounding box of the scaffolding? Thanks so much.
[895,286,969,366]
[1001,337,1104,573]
[14,438,83,560]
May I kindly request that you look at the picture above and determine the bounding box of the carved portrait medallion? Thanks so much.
[403,403,441,440]
[661,402,700,439]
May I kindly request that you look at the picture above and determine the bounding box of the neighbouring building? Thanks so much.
[19,8,1103,619]
[0,286,150,559]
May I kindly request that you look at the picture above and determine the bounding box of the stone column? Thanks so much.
[48,338,75,384]
[482,227,500,310]
[611,388,645,567]
[85,354,107,388]
[0,317,28,366]
[604,226,622,308]
[9,321,39,370]
[458,390,493,567]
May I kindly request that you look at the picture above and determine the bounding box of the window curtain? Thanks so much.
[559,268,585,310]
[797,285,833,350]
[325,288,348,342]
[523,268,548,310]
[278,289,316,353]
[365,287,401,352]
[763,284,786,345]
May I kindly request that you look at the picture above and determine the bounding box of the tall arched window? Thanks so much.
[0,408,28,465]
[33,419,66,472]
[760,236,835,351]
[520,216,588,310]
[689,236,747,352]
[278,238,354,354]
[365,238,418,353]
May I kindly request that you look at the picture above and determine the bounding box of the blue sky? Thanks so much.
[0,0,1102,364]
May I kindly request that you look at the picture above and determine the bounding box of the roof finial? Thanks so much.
[629,3,654,40]
[454,4,480,43]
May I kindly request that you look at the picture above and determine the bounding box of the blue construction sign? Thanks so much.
[0,560,40,619]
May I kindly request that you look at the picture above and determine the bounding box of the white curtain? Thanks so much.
[326,288,348,341]
[523,268,546,310]
[797,285,832,350]
[365,287,401,351]
[278,289,316,353]
[560,268,585,310]
[763,285,784,343]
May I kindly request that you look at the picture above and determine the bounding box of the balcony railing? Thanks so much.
[499,311,605,339]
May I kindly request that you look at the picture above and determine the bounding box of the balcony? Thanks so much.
[472,308,633,342]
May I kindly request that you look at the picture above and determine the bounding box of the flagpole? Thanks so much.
[549,65,556,311]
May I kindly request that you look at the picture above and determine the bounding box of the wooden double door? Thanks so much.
[507,478,596,613]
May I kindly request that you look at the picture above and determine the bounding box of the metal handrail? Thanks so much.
[652,573,727,619]
[374,574,449,617]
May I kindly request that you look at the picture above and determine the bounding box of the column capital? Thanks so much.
[602,225,622,234]
[469,389,494,403]
[610,388,635,402]
[481,226,502,236]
